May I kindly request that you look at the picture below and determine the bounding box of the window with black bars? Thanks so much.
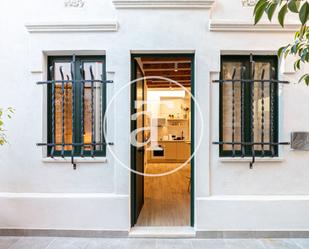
[213,55,290,168]
[37,55,113,169]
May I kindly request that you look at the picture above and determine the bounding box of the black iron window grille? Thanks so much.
[37,55,113,169]
[213,55,290,168]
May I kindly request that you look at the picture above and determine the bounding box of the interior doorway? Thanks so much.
[131,54,194,227]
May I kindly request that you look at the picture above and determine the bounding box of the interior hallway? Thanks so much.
[136,163,191,227]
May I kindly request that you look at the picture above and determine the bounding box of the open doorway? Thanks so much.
[131,54,194,227]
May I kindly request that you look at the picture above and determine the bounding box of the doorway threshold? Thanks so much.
[129,226,195,238]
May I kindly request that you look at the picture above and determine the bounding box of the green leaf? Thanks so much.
[255,1,269,24]
[278,46,285,57]
[267,3,277,21]
[294,59,301,70]
[254,0,267,14]
[278,3,288,27]
[299,2,309,25]
[299,73,309,84]
[284,46,291,57]
[301,48,309,62]
[288,0,300,13]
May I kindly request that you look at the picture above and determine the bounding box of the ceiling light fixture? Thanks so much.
[174,62,178,72]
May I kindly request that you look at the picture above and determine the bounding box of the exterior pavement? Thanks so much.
[0,237,309,249]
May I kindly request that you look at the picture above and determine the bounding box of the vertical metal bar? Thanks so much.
[231,67,237,157]
[71,55,76,169]
[270,67,276,157]
[260,69,265,157]
[50,66,55,158]
[65,75,70,154]
[250,55,255,169]
[59,66,65,158]
[100,73,103,152]
[80,65,85,157]
[240,66,246,158]
[90,65,95,157]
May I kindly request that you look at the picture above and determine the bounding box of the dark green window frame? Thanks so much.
[47,55,106,157]
[219,55,279,157]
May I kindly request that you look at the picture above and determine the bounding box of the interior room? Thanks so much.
[134,56,192,227]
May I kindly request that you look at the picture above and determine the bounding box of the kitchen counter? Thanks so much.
[147,140,191,163]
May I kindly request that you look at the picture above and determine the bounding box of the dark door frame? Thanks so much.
[130,53,195,227]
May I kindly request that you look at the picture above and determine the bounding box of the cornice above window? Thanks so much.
[25,21,118,33]
[112,0,215,9]
[209,20,300,32]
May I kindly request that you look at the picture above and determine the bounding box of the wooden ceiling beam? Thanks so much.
[141,57,191,63]
[143,68,191,72]
[150,80,191,83]
[148,76,191,81]
[144,71,191,76]
[147,85,190,88]
[142,60,191,64]
[143,63,191,70]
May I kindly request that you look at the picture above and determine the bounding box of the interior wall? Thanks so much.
[147,89,190,141]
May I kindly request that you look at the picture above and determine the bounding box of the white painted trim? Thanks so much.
[131,50,195,54]
[197,195,309,201]
[42,157,108,163]
[25,21,118,33]
[220,50,277,56]
[209,20,300,32]
[0,193,128,198]
[196,196,309,230]
[113,0,215,9]
[129,226,195,238]
[0,194,129,230]
[43,50,106,56]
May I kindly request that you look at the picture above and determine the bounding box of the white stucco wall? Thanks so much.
[0,0,308,232]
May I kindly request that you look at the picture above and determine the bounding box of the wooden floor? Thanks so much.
[136,163,191,227]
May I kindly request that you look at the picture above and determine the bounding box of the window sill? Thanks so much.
[219,157,284,163]
[42,157,107,163]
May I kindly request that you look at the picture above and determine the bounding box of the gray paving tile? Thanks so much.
[224,239,253,249]
[1,237,308,249]
[9,237,54,249]
[85,238,122,249]
[156,239,192,249]
[121,239,156,249]
[261,239,302,249]
[224,239,267,249]
[0,237,20,249]
[292,239,309,249]
[223,232,256,239]
[240,239,267,249]
[192,239,228,249]
[47,238,90,249]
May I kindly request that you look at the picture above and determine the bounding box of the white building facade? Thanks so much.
[0,0,309,237]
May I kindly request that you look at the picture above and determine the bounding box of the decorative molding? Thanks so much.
[0,229,128,238]
[209,20,300,32]
[196,231,309,239]
[25,21,118,33]
[42,157,107,163]
[112,0,215,9]
[64,0,85,7]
